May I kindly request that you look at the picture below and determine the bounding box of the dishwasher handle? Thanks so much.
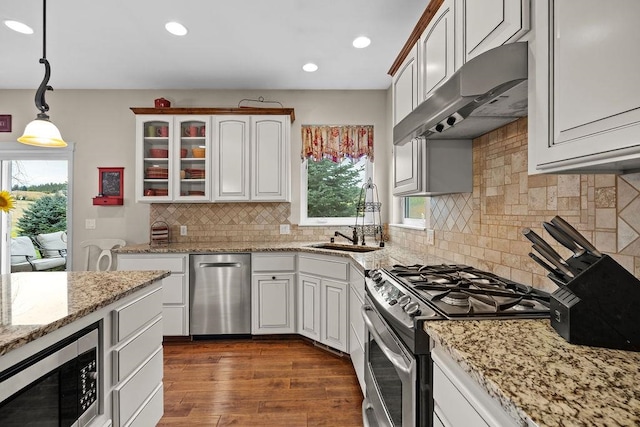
[198,262,242,268]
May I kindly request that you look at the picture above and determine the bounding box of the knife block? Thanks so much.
[550,254,640,351]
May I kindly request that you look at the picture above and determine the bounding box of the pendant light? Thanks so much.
[18,0,66,147]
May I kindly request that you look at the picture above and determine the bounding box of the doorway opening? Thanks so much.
[0,142,74,274]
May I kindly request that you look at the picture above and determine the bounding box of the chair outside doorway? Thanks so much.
[80,239,126,271]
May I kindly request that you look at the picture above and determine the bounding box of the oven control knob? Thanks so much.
[397,295,411,307]
[404,302,421,316]
[370,270,384,283]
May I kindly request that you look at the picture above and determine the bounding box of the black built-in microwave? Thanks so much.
[0,323,100,427]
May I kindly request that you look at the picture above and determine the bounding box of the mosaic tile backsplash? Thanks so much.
[390,117,640,292]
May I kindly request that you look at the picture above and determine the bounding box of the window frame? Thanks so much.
[401,196,427,228]
[300,156,373,226]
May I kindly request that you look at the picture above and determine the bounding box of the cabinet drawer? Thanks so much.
[299,255,349,281]
[162,274,186,304]
[114,347,163,427]
[252,253,296,272]
[113,288,163,343]
[113,317,163,383]
[124,383,163,427]
[118,255,185,273]
[163,306,188,336]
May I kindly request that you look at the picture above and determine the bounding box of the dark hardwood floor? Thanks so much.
[159,338,364,426]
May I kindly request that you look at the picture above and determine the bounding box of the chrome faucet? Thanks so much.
[334,228,358,245]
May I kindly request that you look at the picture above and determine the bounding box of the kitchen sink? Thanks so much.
[308,243,381,253]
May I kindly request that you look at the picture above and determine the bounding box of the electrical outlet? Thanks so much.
[85,219,96,230]
[280,224,290,234]
[426,229,435,245]
[180,225,187,236]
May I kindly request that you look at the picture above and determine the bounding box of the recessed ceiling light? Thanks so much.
[165,21,188,36]
[303,63,318,72]
[352,36,371,49]
[4,20,34,34]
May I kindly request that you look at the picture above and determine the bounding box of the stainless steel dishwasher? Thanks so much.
[189,253,251,335]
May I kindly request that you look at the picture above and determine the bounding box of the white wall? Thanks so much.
[0,89,390,268]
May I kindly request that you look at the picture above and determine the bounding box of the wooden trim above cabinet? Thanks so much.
[130,107,295,122]
[387,0,444,77]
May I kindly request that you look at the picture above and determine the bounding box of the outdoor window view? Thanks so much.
[8,160,68,273]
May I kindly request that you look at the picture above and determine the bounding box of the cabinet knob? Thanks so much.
[272,276,276,280]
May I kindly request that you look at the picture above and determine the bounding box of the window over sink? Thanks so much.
[300,124,374,226]
[301,156,373,225]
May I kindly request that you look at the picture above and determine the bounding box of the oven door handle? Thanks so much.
[361,305,412,375]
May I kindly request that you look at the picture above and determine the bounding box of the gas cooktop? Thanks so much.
[369,264,550,320]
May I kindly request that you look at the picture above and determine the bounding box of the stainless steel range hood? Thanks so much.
[393,42,528,145]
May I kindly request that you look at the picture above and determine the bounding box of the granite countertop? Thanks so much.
[424,319,640,427]
[115,241,450,272]
[0,270,170,356]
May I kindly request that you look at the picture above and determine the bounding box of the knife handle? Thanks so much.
[528,252,568,283]
[531,244,575,278]
[550,216,602,257]
[542,222,586,257]
[522,228,565,263]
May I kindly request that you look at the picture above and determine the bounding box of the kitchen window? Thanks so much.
[301,156,373,225]
[300,124,374,226]
[402,196,427,228]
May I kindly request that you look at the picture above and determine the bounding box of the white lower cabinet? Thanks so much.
[431,346,516,427]
[111,286,164,427]
[117,254,189,336]
[251,253,296,334]
[349,265,366,394]
[297,254,350,352]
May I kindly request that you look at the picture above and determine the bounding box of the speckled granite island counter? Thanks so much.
[0,270,170,427]
[0,270,170,356]
[424,319,640,426]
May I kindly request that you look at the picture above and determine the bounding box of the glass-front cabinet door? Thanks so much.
[174,116,210,201]
[136,115,173,202]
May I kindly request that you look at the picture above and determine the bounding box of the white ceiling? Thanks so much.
[1,0,428,90]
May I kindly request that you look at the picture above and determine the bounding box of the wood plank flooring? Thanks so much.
[158,338,364,426]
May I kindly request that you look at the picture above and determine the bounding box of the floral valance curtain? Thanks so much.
[301,125,374,163]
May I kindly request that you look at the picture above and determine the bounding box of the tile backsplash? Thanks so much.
[150,202,354,244]
[149,116,640,292]
[390,117,640,292]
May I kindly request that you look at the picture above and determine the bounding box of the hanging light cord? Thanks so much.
[34,0,53,119]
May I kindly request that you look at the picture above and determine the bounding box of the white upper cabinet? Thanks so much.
[418,0,456,101]
[135,115,175,202]
[392,43,419,126]
[251,116,290,201]
[213,115,291,202]
[461,0,530,62]
[133,108,293,203]
[529,0,640,173]
[213,116,251,201]
[174,116,211,202]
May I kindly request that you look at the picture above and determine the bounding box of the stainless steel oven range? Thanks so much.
[362,264,550,427]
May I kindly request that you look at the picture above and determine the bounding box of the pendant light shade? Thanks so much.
[18,0,67,147]
[18,114,66,147]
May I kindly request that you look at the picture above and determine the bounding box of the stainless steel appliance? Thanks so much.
[0,323,99,427]
[362,264,550,427]
[190,254,251,335]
